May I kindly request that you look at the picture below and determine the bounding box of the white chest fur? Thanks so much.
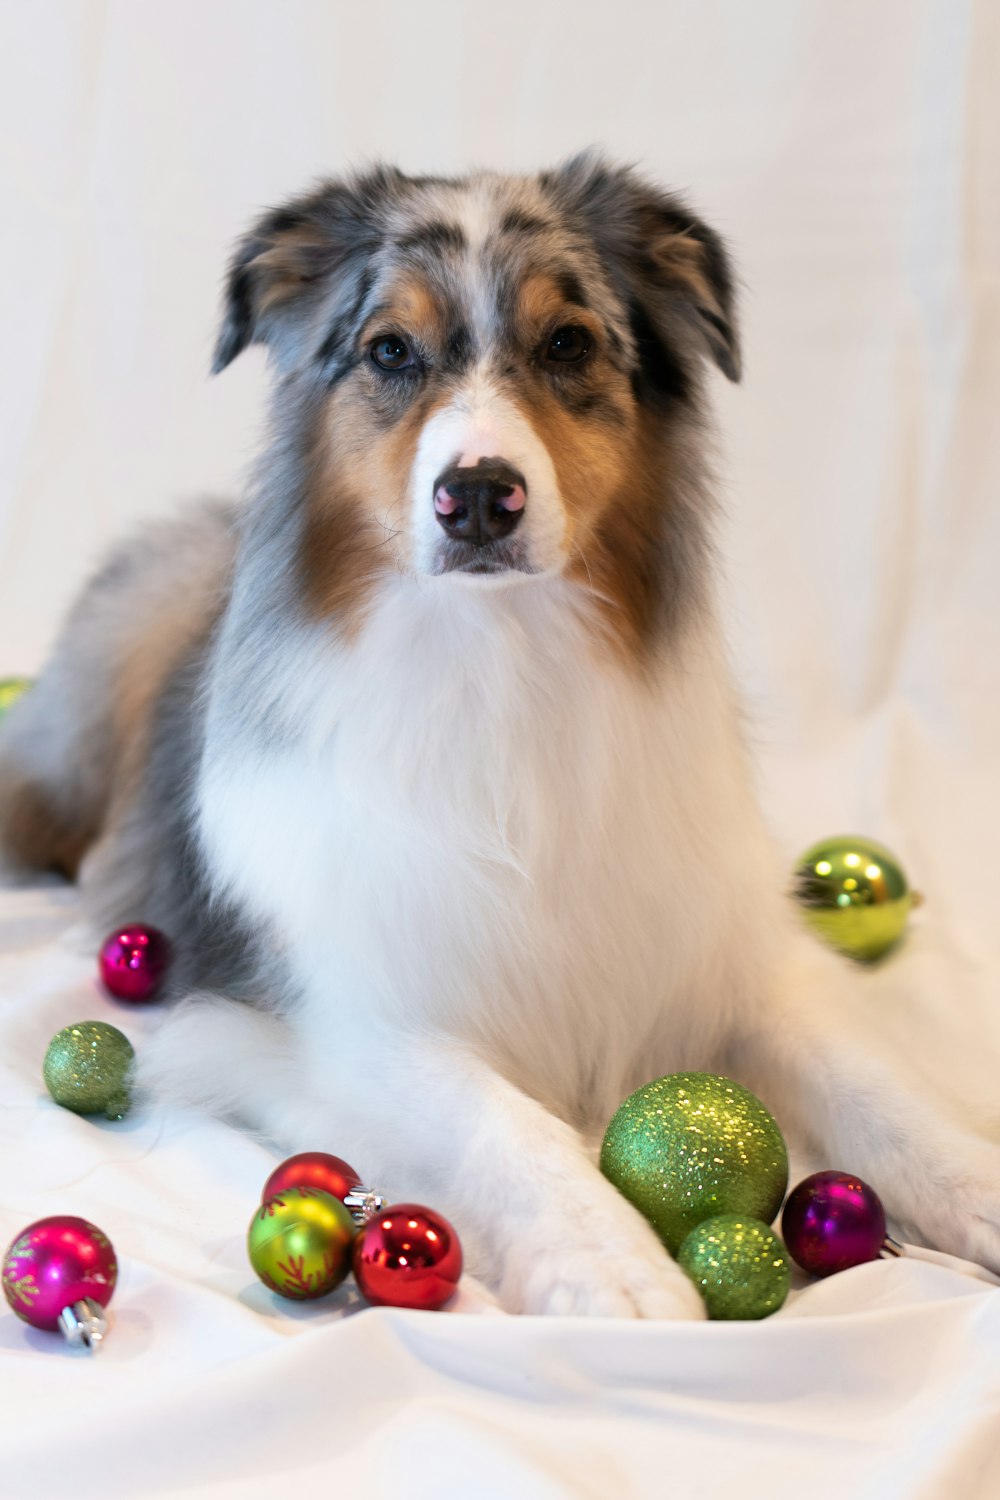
[198,576,777,1122]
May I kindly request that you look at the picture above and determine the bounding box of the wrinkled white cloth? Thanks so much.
[2,879,999,1498]
[2,0,1000,1495]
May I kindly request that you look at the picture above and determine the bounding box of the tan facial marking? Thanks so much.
[514,274,601,348]
[360,274,448,349]
[565,409,688,662]
[509,368,682,663]
[503,272,699,661]
[298,380,452,630]
[298,268,461,631]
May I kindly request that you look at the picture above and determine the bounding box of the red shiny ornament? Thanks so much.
[99,924,171,1002]
[262,1151,362,1205]
[353,1202,462,1311]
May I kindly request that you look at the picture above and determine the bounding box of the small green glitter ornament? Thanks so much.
[600,1072,788,1254]
[0,677,32,722]
[43,1022,134,1120]
[794,834,915,962]
[677,1215,791,1320]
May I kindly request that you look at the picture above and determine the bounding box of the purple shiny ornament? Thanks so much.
[2,1216,117,1346]
[99,923,171,1001]
[782,1170,887,1276]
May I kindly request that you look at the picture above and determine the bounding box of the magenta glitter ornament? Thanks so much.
[99,924,171,1001]
[2,1215,118,1350]
[782,1170,891,1276]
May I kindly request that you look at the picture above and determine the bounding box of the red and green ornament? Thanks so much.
[247,1187,354,1300]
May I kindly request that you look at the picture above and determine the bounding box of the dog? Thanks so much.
[2,156,998,1317]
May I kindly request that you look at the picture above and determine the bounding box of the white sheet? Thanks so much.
[2,1,999,1495]
[1,887,999,1500]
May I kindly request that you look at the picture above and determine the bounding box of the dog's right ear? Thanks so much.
[212,202,327,373]
[212,175,390,374]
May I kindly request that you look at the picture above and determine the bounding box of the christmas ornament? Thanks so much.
[248,1187,354,1300]
[0,677,32,721]
[43,1021,134,1120]
[794,835,916,962]
[677,1215,791,1320]
[99,923,171,1001]
[600,1072,788,1254]
[262,1152,385,1223]
[3,1215,118,1350]
[782,1170,901,1276]
[353,1202,462,1311]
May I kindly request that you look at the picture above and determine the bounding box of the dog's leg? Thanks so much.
[136,994,705,1319]
[734,935,1000,1274]
[359,1036,707,1318]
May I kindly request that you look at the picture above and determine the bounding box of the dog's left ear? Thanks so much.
[632,191,741,383]
[547,155,741,385]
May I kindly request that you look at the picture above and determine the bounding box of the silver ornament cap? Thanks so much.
[343,1186,387,1223]
[57,1298,109,1352]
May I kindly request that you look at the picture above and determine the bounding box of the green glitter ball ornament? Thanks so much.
[0,677,32,722]
[248,1187,355,1300]
[43,1021,134,1120]
[677,1215,791,1320]
[600,1072,788,1254]
[794,834,915,963]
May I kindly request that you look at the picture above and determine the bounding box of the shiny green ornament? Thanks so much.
[248,1187,354,1300]
[0,677,32,722]
[794,834,914,962]
[600,1072,788,1254]
[43,1021,134,1120]
[677,1215,791,1320]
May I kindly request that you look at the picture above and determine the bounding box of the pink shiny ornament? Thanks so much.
[353,1202,462,1311]
[782,1170,889,1276]
[99,924,171,1001]
[2,1215,117,1347]
[262,1151,362,1205]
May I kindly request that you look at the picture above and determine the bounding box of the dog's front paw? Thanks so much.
[918,1143,1000,1274]
[498,1205,705,1319]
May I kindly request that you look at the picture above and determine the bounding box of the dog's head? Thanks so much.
[215,156,739,650]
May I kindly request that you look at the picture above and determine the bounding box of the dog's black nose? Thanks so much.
[433,460,527,545]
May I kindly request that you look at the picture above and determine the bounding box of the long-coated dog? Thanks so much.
[2,156,997,1316]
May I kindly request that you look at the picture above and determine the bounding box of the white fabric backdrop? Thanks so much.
[1,2,999,1496]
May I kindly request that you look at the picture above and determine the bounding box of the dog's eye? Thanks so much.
[371,336,415,371]
[546,326,592,364]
